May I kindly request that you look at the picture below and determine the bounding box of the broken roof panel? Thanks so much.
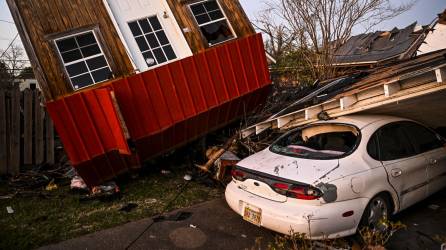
[334,23,423,65]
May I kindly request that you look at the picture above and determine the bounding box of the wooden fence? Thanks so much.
[0,86,54,175]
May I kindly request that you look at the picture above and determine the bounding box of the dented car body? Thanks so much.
[226,115,446,239]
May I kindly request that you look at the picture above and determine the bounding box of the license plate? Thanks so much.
[243,203,262,226]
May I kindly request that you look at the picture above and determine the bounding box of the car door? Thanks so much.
[402,122,446,195]
[375,122,429,210]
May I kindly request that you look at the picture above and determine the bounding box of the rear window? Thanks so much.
[270,124,360,159]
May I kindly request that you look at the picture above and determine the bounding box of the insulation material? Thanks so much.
[302,125,359,141]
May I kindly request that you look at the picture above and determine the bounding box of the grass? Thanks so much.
[0,168,223,250]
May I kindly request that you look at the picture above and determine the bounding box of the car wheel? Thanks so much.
[360,195,390,231]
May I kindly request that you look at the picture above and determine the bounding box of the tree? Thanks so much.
[0,61,12,88]
[0,43,28,85]
[18,66,35,79]
[257,0,415,81]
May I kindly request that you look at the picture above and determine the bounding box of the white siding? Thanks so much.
[418,23,446,55]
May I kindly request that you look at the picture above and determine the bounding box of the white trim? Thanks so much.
[188,0,237,46]
[54,30,112,91]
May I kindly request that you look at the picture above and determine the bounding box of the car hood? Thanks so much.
[237,148,339,185]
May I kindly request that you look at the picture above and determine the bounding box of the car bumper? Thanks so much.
[225,181,368,239]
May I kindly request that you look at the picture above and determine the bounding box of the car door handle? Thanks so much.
[391,168,402,177]
[429,159,438,165]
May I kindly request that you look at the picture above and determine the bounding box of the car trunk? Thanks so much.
[235,149,340,202]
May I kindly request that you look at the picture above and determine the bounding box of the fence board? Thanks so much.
[34,90,44,165]
[0,89,6,174]
[9,87,20,174]
[45,112,55,164]
[23,89,33,165]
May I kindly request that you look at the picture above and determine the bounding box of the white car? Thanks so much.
[226,115,446,239]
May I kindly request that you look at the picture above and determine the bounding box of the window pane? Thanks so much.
[153,48,166,64]
[61,49,82,63]
[156,31,169,46]
[135,36,150,52]
[71,73,93,89]
[204,1,219,12]
[91,67,111,83]
[146,33,160,48]
[163,45,176,60]
[138,19,152,34]
[195,14,211,25]
[76,32,96,47]
[81,44,101,57]
[200,20,234,45]
[86,56,107,71]
[190,4,206,15]
[367,134,379,160]
[378,123,416,161]
[149,16,162,31]
[66,61,88,77]
[128,21,142,36]
[208,10,224,20]
[403,122,443,154]
[143,51,156,67]
[56,38,77,52]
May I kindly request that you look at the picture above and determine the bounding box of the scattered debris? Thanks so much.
[6,206,14,214]
[45,179,58,191]
[70,176,88,192]
[119,203,138,213]
[160,169,171,175]
[241,234,247,238]
[429,204,440,210]
[183,174,192,181]
[195,134,238,173]
[80,181,120,201]
[214,151,240,181]
[189,224,197,229]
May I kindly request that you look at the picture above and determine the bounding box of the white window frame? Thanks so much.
[54,30,113,90]
[127,14,179,70]
[188,0,237,46]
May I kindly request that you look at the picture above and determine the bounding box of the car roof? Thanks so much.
[313,114,409,129]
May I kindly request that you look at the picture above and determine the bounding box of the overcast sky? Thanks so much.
[1,0,445,52]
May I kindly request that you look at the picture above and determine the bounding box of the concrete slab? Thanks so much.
[40,190,446,250]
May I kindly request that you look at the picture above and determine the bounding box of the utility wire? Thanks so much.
[0,19,15,24]
[124,180,191,250]
[0,33,19,59]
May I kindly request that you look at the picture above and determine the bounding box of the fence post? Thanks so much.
[0,89,6,175]
[23,89,33,165]
[34,90,44,165]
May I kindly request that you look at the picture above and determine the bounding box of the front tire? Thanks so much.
[359,194,391,231]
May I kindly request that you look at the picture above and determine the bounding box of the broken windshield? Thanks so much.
[270,124,360,160]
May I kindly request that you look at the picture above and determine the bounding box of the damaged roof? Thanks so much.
[334,23,425,65]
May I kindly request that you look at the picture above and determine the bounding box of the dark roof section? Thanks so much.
[439,9,446,25]
[334,22,424,65]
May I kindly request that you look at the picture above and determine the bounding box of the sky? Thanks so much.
[0,0,445,53]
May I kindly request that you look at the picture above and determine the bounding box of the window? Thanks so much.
[402,122,443,154]
[55,31,112,90]
[189,0,235,46]
[375,123,416,161]
[270,124,360,160]
[128,16,177,68]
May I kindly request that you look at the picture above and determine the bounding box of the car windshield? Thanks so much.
[270,124,360,159]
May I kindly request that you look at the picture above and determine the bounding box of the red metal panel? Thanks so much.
[46,33,272,186]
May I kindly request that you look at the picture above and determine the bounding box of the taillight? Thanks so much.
[272,182,322,200]
[231,169,246,181]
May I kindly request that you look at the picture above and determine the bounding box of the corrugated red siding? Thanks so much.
[46,33,271,186]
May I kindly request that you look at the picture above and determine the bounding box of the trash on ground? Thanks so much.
[183,174,192,181]
[189,224,197,229]
[119,203,138,213]
[429,204,440,210]
[70,176,88,191]
[214,150,240,181]
[80,181,120,201]
[241,234,247,238]
[6,206,14,214]
[45,179,58,191]
[161,169,171,175]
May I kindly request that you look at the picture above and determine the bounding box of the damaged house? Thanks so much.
[7,0,272,186]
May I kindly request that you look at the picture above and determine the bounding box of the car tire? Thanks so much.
[359,194,391,231]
